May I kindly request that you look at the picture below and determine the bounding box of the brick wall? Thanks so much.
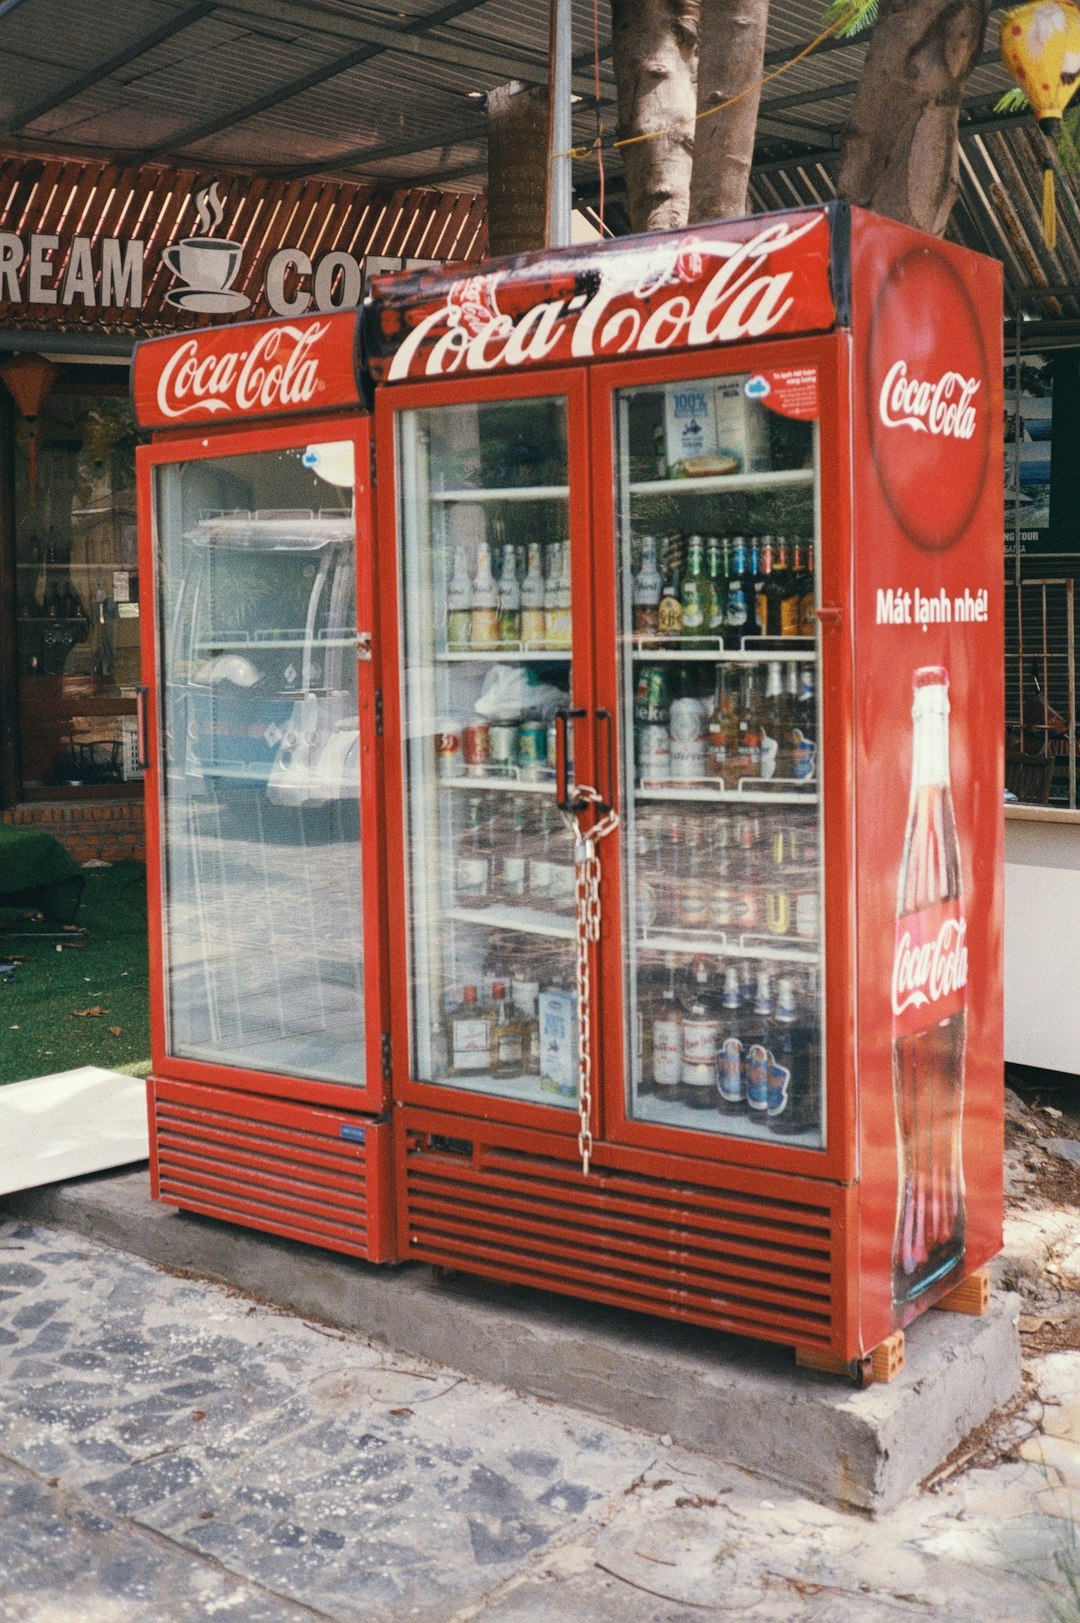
[2,797,145,865]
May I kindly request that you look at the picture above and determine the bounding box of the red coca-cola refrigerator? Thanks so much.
[365,204,1004,1375]
[131,311,395,1262]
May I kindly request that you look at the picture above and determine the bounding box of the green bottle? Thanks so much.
[706,535,726,642]
[680,535,710,644]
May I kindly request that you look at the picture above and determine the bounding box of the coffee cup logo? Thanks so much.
[163,183,250,315]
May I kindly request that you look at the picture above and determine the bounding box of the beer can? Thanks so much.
[638,723,671,785]
[517,720,547,780]
[635,666,669,723]
[765,888,792,935]
[435,718,463,778]
[795,882,819,939]
[488,722,518,776]
[462,721,491,776]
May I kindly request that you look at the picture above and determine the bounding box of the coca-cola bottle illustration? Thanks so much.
[891,667,968,1309]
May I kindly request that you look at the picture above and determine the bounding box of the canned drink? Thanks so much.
[670,736,707,783]
[462,721,491,776]
[638,723,671,785]
[435,719,463,778]
[517,720,547,779]
[488,722,518,776]
[765,888,792,935]
[795,884,819,939]
[635,666,669,723]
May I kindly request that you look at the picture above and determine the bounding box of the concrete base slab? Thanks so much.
[1,1168,1022,1514]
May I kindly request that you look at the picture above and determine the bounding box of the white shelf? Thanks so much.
[628,468,815,497]
[441,773,555,793]
[17,562,132,572]
[424,1070,575,1109]
[636,928,819,963]
[627,638,815,662]
[636,784,817,804]
[431,485,570,503]
[193,636,355,652]
[437,647,571,662]
[448,904,575,939]
[631,1090,822,1147]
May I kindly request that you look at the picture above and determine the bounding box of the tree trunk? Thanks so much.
[689,0,769,222]
[611,0,700,232]
[836,0,991,237]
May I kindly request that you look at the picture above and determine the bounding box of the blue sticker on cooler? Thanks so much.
[339,1122,366,1144]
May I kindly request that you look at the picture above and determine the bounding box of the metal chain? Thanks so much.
[560,785,620,1176]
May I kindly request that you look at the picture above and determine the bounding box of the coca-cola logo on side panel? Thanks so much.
[865,249,989,552]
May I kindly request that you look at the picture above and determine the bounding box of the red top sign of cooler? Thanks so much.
[131,309,366,431]
[363,209,838,383]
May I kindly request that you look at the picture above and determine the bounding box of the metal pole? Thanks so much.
[548,0,572,247]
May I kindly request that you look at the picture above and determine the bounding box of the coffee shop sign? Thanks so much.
[0,183,428,317]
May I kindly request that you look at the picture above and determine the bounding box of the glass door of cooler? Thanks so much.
[394,383,590,1118]
[147,423,379,1096]
[611,370,826,1152]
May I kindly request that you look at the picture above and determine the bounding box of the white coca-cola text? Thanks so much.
[155,322,328,419]
[892,916,968,1021]
[386,217,823,382]
[878,360,979,440]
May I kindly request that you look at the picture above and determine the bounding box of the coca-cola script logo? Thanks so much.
[155,321,329,420]
[865,249,990,552]
[386,216,828,382]
[892,905,969,1033]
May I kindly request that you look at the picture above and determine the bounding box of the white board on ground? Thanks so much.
[0,1067,147,1195]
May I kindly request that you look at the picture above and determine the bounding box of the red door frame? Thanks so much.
[136,413,390,1114]
[375,366,604,1139]
[586,332,857,1184]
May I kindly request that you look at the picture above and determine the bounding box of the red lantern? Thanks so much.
[0,352,59,495]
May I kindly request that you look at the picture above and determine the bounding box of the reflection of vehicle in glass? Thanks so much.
[172,509,359,806]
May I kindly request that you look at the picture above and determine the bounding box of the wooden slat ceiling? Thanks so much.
[0,0,1077,321]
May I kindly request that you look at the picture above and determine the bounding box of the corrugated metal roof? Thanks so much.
[0,0,1077,315]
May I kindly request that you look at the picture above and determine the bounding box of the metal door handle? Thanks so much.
[554,707,587,812]
[595,708,614,814]
[135,686,150,771]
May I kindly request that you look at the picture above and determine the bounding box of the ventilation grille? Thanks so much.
[403,1127,840,1350]
[150,1079,391,1261]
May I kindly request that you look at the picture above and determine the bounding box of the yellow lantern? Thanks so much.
[1000,0,1080,248]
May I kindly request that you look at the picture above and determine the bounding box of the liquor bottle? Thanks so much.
[651,954,683,1100]
[521,542,546,645]
[633,535,663,638]
[456,796,491,904]
[799,541,817,636]
[512,980,542,1074]
[499,802,530,902]
[491,981,526,1079]
[892,667,967,1306]
[446,985,495,1075]
[767,975,817,1135]
[707,664,739,787]
[744,969,774,1119]
[528,801,555,903]
[706,536,726,642]
[735,664,764,782]
[680,957,720,1109]
[724,536,749,650]
[497,544,521,645]
[760,660,787,781]
[471,543,500,647]
[680,535,709,644]
[793,665,817,782]
[716,965,747,1114]
[446,544,473,649]
[547,812,577,915]
[755,539,774,637]
[546,542,572,648]
[777,539,801,637]
[657,570,683,643]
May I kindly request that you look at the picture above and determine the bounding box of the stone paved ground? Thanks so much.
[2,1213,1079,1623]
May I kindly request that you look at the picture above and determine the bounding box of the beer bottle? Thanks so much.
[793,665,817,782]
[716,965,747,1114]
[777,539,801,638]
[680,958,720,1109]
[497,544,521,646]
[706,536,726,642]
[680,535,709,643]
[633,535,663,638]
[521,542,546,646]
[736,664,764,782]
[651,954,683,1100]
[744,969,774,1119]
[658,571,683,644]
[767,975,817,1135]
[724,537,750,650]
[756,538,774,637]
[471,543,500,647]
[799,540,817,636]
[761,660,788,781]
[707,664,740,788]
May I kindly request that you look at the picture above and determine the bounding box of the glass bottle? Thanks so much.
[736,665,764,782]
[446,985,495,1076]
[491,981,526,1079]
[761,660,787,781]
[680,957,720,1109]
[706,536,725,642]
[716,965,747,1114]
[520,542,546,646]
[707,664,739,787]
[724,537,749,650]
[497,543,521,646]
[680,535,709,644]
[545,542,572,648]
[778,540,801,637]
[799,541,817,636]
[456,796,491,904]
[471,542,500,647]
[500,801,529,902]
[744,969,774,1120]
[446,544,473,649]
[633,534,663,638]
[755,539,774,638]
[650,953,683,1101]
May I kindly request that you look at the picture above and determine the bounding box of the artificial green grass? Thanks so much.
[0,862,150,1085]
